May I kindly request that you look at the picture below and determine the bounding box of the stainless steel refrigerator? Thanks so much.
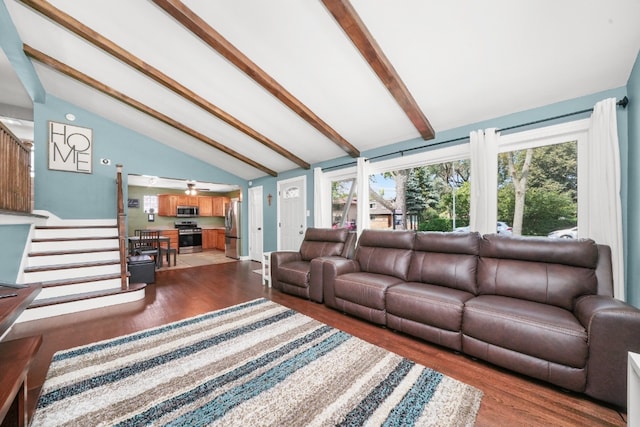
[224,198,241,259]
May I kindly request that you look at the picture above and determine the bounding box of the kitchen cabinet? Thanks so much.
[157,195,179,216]
[216,229,226,250]
[199,196,213,216]
[158,195,228,217]
[177,195,199,207]
[202,229,217,250]
[203,229,225,250]
[159,229,178,250]
[213,197,229,217]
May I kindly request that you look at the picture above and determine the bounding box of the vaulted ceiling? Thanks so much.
[2,1,640,180]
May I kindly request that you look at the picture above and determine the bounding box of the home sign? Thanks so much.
[48,121,93,174]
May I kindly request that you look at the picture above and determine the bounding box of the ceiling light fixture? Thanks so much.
[185,182,197,196]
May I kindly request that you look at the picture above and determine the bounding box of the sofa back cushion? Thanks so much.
[299,228,349,261]
[355,230,414,280]
[408,231,481,294]
[478,234,599,310]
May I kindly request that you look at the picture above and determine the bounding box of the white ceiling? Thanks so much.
[127,174,240,193]
[2,1,639,180]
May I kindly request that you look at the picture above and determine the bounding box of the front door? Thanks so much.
[277,176,306,251]
[248,186,264,262]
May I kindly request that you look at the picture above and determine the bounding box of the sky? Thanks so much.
[370,173,396,199]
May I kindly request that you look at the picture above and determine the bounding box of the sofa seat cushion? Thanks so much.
[335,272,404,310]
[277,260,311,288]
[387,282,474,332]
[463,295,588,368]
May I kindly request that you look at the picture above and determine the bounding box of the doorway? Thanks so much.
[277,176,306,251]
[248,186,264,261]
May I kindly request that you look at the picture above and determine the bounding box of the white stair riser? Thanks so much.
[36,278,123,300]
[35,228,118,239]
[31,239,119,252]
[28,251,120,267]
[23,264,121,283]
[17,288,145,323]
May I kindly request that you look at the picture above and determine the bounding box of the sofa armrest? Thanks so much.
[321,257,360,309]
[574,295,640,408]
[270,251,302,291]
[308,256,347,304]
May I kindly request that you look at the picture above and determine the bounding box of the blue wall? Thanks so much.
[33,96,245,219]
[625,51,640,308]
[0,224,30,283]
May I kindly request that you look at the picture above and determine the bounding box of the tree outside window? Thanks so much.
[498,141,577,236]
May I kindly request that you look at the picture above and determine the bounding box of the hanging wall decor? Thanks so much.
[48,121,93,173]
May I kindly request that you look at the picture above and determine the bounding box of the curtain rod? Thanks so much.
[323,96,629,171]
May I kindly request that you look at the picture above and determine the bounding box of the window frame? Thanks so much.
[497,119,589,237]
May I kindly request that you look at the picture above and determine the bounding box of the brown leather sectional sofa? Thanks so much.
[317,229,640,408]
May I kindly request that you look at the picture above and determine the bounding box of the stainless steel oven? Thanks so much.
[175,221,202,253]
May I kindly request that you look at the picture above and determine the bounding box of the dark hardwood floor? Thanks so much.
[7,261,627,426]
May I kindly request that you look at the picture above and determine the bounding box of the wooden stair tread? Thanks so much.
[28,283,146,309]
[29,248,119,257]
[25,273,124,288]
[24,260,120,273]
[31,236,118,243]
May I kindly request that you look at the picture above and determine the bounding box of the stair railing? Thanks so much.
[0,122,32,213]
[116,164,128,289]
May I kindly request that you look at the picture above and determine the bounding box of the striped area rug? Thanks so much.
[32,299,483,426]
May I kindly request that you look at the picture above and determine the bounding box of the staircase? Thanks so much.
[17,220,146,322]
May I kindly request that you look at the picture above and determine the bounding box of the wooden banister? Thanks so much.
[116,164,128,290]
[0,122,32,213]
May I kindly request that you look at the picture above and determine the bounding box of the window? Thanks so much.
[143,195,158,214]
[318,167,358,230]
[366,144,470,232]
[332,177,357,231]
[497,119,588,238]
[498,141,577,236]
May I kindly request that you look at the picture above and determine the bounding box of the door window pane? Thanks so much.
[498,141,577,237]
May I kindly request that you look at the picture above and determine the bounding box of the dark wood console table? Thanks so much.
[0,336,42,427]
[0,285,42,427]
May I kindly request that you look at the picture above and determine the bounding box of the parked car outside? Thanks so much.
[496,221,513,235]
[454,222,513,234]
[547,226,577,239]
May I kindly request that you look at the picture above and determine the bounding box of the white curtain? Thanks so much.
[469,128,499,235]
[585,98,625,300]
[356,157,370,238]
[313,167,328,228]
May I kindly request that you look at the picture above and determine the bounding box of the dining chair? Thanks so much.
[159,239,177,267]
[133,230,160,267]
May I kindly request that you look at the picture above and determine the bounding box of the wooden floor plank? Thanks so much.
[5,260,627,426]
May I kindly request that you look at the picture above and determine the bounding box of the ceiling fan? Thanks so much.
[184,181,210,195]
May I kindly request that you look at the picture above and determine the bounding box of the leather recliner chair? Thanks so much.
[271,228,355,303]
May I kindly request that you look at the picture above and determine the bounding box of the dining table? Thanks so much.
[127,235,173,267]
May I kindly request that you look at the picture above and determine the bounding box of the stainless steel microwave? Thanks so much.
[176,206,199,217]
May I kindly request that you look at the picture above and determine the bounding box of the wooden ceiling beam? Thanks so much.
[18,0,309,170]
[322,0,435,140]
[151,0,361,158]
[24,45,278,177]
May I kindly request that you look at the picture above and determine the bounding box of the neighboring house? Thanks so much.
[369,202,394,229]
